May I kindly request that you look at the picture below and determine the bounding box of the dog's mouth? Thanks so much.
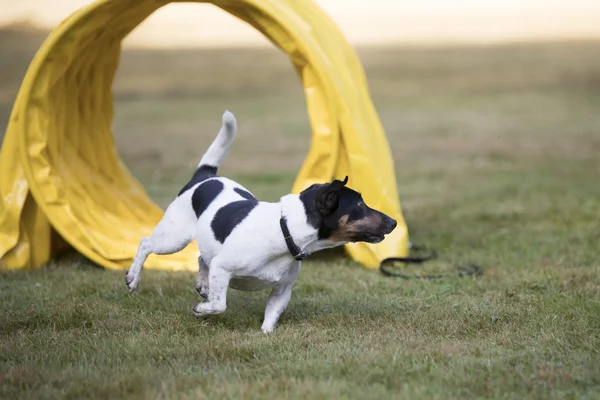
[368,234,386,243]
[356,233,386,244]
[359,224,396,243]
[344,220,397,244]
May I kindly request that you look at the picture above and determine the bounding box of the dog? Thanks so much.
[125,111,397,333]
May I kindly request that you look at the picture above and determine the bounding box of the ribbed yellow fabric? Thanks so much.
[0,0,408,271]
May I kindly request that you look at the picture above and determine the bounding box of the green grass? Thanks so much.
[1,26,600,398]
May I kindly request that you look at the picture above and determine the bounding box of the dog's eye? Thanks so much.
[349,207,363,220]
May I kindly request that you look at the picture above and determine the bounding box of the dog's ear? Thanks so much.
[332,175,348,188]
[315,176,348,216]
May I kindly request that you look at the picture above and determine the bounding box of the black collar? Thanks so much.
[279,216,307,261]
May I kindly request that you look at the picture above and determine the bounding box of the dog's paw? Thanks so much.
[261,325,275,334]
[192,303,206,318]
[125,271,140,293]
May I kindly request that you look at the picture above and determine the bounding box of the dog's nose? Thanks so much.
[387,217,397,231]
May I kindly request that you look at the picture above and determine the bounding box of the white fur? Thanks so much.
[125,111,346,333]
[198,110,236,168]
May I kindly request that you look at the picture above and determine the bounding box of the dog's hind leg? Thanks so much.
[125,210,195,292]
[192,262,230,317]
[125,237,153,292]
[196,256,210,299]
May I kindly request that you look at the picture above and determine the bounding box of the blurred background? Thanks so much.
[0,5,600,399]
[2,4,599,396]
[1,0,599,216]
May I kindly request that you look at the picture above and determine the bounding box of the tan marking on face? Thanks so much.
[328,213,384,242]
[338,215,349,226]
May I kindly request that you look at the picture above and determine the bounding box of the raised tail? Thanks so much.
[177,111,237,196]
[198,110,237,169]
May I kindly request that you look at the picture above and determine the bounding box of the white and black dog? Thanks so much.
[125,111,397,333]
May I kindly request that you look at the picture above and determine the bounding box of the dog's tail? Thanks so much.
[198,110,237,170]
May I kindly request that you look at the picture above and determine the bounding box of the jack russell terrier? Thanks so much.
[125,111,397,333]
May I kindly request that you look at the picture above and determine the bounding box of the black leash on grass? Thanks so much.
[379,243,484,280]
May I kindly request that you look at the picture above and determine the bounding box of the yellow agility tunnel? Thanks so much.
[0,0,409,272]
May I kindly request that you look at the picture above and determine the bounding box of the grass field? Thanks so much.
[1,26,599,399]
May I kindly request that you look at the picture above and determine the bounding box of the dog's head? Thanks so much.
[299,176,397,244]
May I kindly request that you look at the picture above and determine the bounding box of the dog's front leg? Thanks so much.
[261,285,292,334]
[192,267,230,317]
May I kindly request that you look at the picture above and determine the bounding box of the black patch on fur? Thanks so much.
[191,179,224,218]
[178,165,218,196]
[299,184,326,229]
[211,200,258,243]
[317,188,364,239]
[234,187,256,201]
[299,182,366,240]
[298,177,396,243]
